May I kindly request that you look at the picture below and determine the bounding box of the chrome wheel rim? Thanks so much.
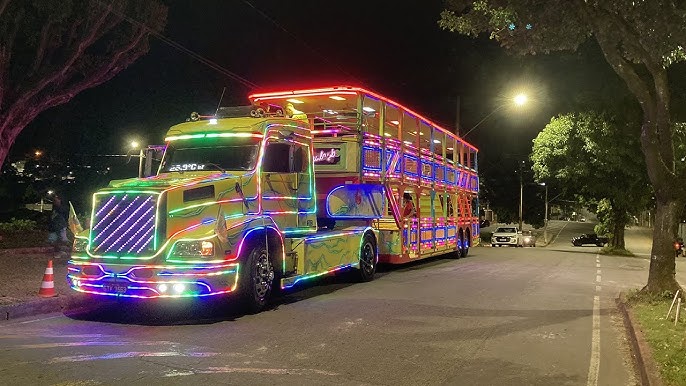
[254,251,274,299]
[360,242,375,275]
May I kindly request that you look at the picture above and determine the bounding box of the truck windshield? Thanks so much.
[160,136,261,173]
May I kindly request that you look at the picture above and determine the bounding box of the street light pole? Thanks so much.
[540,182,548,243]
[519,160,524,231]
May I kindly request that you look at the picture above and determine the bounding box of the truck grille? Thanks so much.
[89,192,159,256]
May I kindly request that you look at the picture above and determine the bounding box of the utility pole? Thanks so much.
[519,160,524,231]
[543,183,548,243]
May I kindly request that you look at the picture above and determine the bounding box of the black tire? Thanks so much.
[240,243,275,314]
[358,234,377,282]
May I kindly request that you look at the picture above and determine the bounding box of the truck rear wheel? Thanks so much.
[240,243,275,314]
[358,234,377,282]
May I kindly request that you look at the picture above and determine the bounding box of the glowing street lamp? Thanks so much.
[462,92,529,138]
[514,93,528,106]
[129,140,140,150]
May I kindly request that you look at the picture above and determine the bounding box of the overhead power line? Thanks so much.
[241,0,363,84]
[93,0,260,90]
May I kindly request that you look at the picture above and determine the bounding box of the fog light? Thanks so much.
[158,284,168,293]
[201,241,214,256]
[173,283,185,294]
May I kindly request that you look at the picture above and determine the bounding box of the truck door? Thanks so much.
[261,137,315,232]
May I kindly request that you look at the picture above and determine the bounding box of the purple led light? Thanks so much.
[92,194,156,255]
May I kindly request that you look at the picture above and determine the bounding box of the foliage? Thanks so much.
[530,112,651,247]
[0,0,168,168]
[440,0,686,293]
[593,199,611,235]
[630,299,686,386]
[0,217,37,232]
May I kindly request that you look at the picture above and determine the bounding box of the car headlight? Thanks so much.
[172,240,215,257]
[524,237,531,243]
[72,237,88,253]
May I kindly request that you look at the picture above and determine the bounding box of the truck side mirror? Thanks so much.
[139,145,165,178]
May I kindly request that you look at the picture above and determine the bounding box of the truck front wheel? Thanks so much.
[358,234,377,282]
[240,243,275,313]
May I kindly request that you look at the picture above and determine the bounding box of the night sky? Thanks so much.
[12,0,624,174]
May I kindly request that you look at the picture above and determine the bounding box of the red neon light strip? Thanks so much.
[249,86,477,151]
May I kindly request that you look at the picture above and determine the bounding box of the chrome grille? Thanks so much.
[89,192,158,256]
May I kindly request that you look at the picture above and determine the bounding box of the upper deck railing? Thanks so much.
[249,86,478,192]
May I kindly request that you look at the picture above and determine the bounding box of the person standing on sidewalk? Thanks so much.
[47,195,69,255]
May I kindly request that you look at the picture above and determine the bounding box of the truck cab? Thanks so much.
[67,106,378,313]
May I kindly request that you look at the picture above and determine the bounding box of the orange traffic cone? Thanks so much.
[38,259,57,298]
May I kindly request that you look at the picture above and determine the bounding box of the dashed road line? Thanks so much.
[587,295,601,386]
[588,254,601,386]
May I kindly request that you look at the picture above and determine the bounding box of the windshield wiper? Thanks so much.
[204,163,227,173]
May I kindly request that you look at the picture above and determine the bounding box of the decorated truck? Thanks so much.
[67,86,479,312]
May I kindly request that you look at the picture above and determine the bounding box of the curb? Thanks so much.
[616,294,664,386]
[0,293,91,321]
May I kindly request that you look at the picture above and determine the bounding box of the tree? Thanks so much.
[531,112,651,248]
[0,0,167,168]
[440,0,686,294]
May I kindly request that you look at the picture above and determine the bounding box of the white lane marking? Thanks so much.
[596,263,600,268]
[596,269,601,274]
[0,315,63,326]
[596,275,601,282]
[596,285,602,292]
[164,367,339,377]
[587,295,601,386]
[49,351,218,363]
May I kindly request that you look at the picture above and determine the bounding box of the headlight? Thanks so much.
[524,237,531,243]
[72,237,88,252]
[172,240,215,257]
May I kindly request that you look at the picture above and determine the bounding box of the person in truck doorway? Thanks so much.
[402,192,416,219]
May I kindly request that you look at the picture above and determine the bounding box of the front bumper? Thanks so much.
[492,235,518,246]
[67,260,239,299]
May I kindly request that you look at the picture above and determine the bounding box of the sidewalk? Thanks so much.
[0,248,83,320]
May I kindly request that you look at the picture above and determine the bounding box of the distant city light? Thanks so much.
[34,150,43,157]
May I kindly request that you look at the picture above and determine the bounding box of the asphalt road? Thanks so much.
[1,221,683,385]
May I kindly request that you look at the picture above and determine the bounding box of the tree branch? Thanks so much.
[0,7,22,111]
[0,0,9,17]
[32,24,149,123]
[30,21,53,77]
[12,1,115,111]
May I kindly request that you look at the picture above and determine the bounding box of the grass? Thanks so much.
[628,291,686,386]
[600,245,635,256]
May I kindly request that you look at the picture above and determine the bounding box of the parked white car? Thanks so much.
[491,226,520,247]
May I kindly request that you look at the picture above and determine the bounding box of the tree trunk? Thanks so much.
[643,199,681,294]
[611,220,625,249]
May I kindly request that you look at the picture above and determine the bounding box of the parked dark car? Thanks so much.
[571,234,609,247]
